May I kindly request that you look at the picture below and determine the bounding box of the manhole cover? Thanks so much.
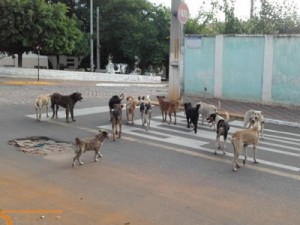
[8,136,74,156]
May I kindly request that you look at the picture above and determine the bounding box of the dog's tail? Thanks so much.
[224,111,230,121]
[146,95,151,104]
[120,93,124,100]
[34,99,40,109]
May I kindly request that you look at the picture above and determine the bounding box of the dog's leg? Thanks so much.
[215,134,221,153]
[243,144,248,165]
[55,105,59,119]
[46,104,49,117]
[174,111,177,125]
[126,110,129,125]
[261,123,264,139]
[186,116,190,128]
[65,107,70,122]
[132,112,135,125]
[223,133,228,154]
[35,105,40,121]
[253,144,258,164]
[95,149,103,162]
[118,122,122,139]
[232,140,241,171]
[141,112,144,126]
[161,111,165,122]
[168,111,172,124]
[70,107,76,122]
[73,152,84,167]
[112,123,116,141]
[51,103,55,119]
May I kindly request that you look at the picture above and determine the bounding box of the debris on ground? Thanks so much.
[8,136,74,156]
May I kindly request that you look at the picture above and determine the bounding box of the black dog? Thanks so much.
[206,112,230,154]
[108,93,124,121]
[184,103,200,134]
[51,92,83,122]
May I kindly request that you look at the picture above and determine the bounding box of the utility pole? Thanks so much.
[96,7,100,71]
[250,0,254,18]
[169,0,188,101]
[90,0,94,72]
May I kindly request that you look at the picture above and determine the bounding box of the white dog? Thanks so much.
[35,94,52,121]
[243,110,265,139]
[197,102,217,126]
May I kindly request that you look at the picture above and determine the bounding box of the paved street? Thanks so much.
[1,79,300,225]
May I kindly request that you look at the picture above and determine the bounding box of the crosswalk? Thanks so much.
[98,111,300,173]
[27,107,300,173]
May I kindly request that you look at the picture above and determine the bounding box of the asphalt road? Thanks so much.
[0,81,300,225]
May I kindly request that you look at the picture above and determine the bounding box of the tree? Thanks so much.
[98,0,170,74]
[0,0,85,67]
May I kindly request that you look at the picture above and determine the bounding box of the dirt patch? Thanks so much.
[8,136,74,156]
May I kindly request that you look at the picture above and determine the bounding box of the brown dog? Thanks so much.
[72,129,110,167]
[51,92,83,122]
[111,103,124,141]
[108,93,124,121]
[126,96,139,125]
[35,94,52,121]
[156,96,179,124]
[231,123,261,171]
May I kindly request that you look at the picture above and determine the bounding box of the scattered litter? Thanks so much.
[8,136,74,156]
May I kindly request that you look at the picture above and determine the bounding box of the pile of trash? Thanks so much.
[8,136,74,156]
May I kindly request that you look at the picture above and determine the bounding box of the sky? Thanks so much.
[149,0,300,20]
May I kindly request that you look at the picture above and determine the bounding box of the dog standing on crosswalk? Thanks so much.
[231,122,261,171]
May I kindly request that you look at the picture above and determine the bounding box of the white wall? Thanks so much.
[0,67,161,83]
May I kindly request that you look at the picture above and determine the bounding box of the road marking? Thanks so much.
[26,107,300,173]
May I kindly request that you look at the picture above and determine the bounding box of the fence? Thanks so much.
[184,34,300,106]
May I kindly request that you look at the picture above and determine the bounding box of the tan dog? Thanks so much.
[156,96,179,124]
[72,129,110,167]
[126,96,139,125]
[111,103,124,141]
[35,94,52,121]
[244,110,265,139]
[231,123,261,171]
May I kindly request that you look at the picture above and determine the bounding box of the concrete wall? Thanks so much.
[0,67,161,83]
[184,34,300,106]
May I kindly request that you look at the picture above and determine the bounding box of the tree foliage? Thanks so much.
[0,0,85,67]
[185,0,300,35]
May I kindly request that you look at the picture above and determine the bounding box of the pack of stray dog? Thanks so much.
[33,91,268,172]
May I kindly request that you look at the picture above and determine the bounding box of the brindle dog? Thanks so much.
[51,92,83,122]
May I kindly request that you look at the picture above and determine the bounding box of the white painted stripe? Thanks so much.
[264,129,300,138]
[96,83,167,87]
